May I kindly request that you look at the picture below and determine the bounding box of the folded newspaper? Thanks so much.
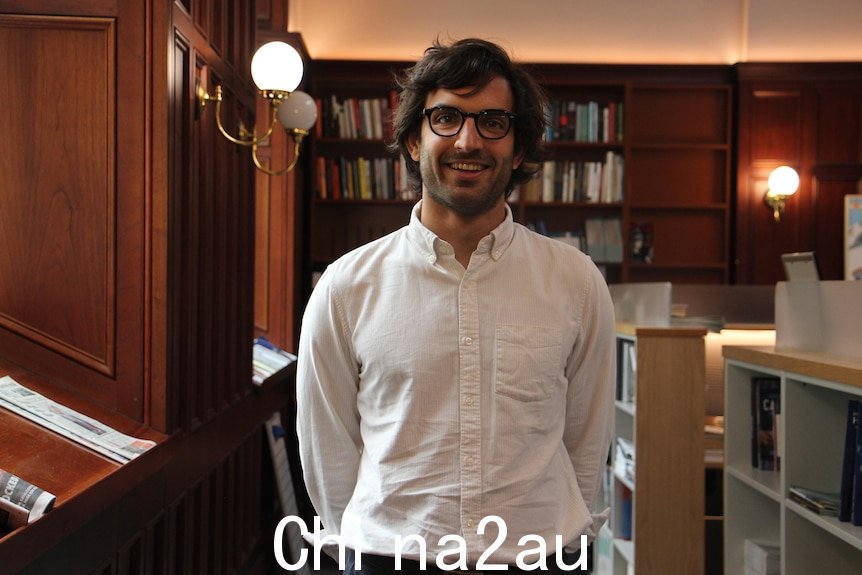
[0,469,56,529]
[252,337,297,386]
[0,376,155,464]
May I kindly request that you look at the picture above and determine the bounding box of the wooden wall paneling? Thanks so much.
[257,0,289,34]
[170,0,258,430]
[810,86,862,279]
[0,9,154,425]
[0,15,116,383]
[150,0,173,433]
[735,63,862,284]
[814,87,862,163]
[735,85,806,284]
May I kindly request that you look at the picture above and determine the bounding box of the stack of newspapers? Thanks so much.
[744,539,779,575]
[252,337,297,386]
[0,376,155,464]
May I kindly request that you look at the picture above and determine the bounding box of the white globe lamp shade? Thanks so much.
[250,41,303,93]
[278,90,318,131]
[767,166,799,197]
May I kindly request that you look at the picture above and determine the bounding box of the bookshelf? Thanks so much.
[302,62,733,296]
[609,327,736,575]
[605,283,775,575]
[723,281,862,575]
[626,84,733,284]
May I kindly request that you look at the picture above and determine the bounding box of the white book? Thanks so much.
[541,161,556,203]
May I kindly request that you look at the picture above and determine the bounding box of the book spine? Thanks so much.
[852,399,862,525]
[839,399,859,522]
[751,377,780,470]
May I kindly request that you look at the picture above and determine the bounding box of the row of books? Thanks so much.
[314,94,624,145]
[315,155,417,202]
[514,153,624,205]
[529,218,623,263]
[544,100,624,144]
[751,388,862,527]
[315,93,397,141]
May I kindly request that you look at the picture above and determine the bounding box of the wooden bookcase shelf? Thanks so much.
[723,346,862,575]
[301,62,734,295]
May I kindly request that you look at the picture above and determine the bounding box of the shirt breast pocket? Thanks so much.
[494,324,563,402]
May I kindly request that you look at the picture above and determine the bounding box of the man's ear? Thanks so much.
[407,131,421,162]
[513,146,525,171]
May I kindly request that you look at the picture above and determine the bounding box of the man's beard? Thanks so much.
[419,151,513,217]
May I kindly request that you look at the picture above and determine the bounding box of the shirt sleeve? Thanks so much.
[296,268,363,537]
[563,261,616,540]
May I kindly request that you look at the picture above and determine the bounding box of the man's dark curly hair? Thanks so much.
[388,38,548,196]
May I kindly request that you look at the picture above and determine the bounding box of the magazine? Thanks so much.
[0,376,155,464]
[0,469,56,529]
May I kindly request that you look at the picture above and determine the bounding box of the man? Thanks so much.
[297,38,615,573]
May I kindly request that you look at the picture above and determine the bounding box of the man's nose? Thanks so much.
[454,116,483,151]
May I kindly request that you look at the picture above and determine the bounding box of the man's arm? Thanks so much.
[563,264,616,539]
[296,271,362,536]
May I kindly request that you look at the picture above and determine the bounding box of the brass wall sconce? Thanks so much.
[764,166,799,223]
[197,41,317,175]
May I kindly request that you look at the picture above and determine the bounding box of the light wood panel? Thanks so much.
[634,328,706,575]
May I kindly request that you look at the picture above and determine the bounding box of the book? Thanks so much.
[0,469,56,529]
[752,377,781,471]
[614,437,635,483]
[788,485,840,516]
[629,222,653,263]
[617,339,636,404]
[853,396,862,525]
[743,539,779,575]
[619,486,632,540]
[839,399,859,522]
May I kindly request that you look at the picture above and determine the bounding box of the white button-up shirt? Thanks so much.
[297,201,615,565]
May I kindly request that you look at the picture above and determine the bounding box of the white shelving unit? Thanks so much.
[723,280,862,575]
[602,282,776,575]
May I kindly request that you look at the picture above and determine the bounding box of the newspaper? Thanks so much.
[0,376,155,464]
[252,337,297,386]
[0,468,56,529]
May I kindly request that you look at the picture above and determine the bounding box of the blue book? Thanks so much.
[840,400,859,522]
[852,399,862,526]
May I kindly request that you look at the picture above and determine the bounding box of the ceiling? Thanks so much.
[289,0,862,64]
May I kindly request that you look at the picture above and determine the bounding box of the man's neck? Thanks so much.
[419,197,507,268]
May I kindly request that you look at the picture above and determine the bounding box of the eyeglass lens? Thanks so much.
[426,106,513,140]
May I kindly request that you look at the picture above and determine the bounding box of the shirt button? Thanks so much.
[466,456,475,465]
[467,519,475,528]
[465,396,474,406]
[463,336,473,345]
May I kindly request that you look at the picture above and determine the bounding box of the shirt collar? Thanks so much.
[407,200,516,263]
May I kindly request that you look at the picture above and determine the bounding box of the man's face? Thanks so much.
[407,75,524,217]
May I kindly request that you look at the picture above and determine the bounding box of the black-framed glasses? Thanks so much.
[422,105,516,140]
